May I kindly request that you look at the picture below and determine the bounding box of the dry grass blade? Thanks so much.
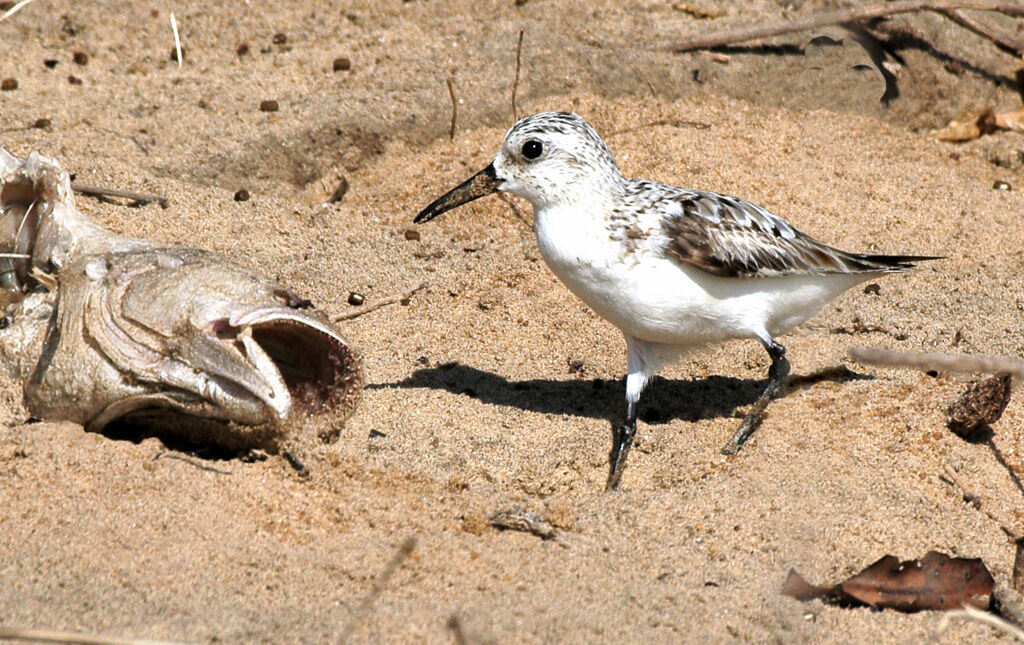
[335,537,417,644]
[0,0,38,24]
[334,281,428,321]
[169,12,182,68]
[667,0,1024,52]
[850,347,1024,380]
[511,29,524,122]
[72,182,169,208]
[933,603,1024,642]
[446,76,457,141]
[0,625,186,645]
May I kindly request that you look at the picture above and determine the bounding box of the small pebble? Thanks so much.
[43,59,58,69]
[67,75,82,85]
[347,292,365,306]
[272,32,287,45]
[328,177,349,203]
[236,42,250,56]
[169,47,185,62]
[32,118,51,129]
[1,78,17,91]
[993,180,1012,191]
[72,51,88,65]
[404,229,421,241]
[233,188,250,202]
[863,283,881,295]
[259,99,279,112]
[333,56,352,71]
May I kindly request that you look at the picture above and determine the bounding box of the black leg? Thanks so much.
[721,339,790,455]
[606,396,638,491]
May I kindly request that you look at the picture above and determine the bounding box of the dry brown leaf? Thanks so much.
[783,551,994,612]
[935,108,997,142]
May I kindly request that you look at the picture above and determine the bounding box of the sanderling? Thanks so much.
[414,111,937,490]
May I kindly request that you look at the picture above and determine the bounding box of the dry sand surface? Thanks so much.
[2,1,1024,643]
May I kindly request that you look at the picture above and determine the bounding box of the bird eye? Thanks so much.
[521,140,543,160]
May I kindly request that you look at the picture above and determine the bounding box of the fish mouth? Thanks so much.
[414,163,500,224]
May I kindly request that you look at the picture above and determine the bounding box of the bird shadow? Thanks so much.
[371,362,871,425]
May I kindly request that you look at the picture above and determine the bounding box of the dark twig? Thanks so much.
[334,282,429,321]
[666,0,1024,53]
[446,76,457,141]
[282,451,309,478]
[941,8,1024,56]
[512,29,524,122]
[72,182,169,209]
[336,537,417,644]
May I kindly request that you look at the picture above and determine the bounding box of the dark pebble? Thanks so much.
[68,75,82,85]
[272,32,287,44]
[404,229,421,241]
[863,283,881,295]
[233,188,250,202]
[43,59,59,69]
[236,42,250,56]
[329,176,349,203]
[72,51,88,65]
[347,292,365,306]
[0,78,16,91]
[259,99,279,112]
[993,180,1011,191]
[333,56,352,71]
[369,429,387,439]
[32,118,51,129]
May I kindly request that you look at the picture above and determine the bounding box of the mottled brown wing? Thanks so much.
[660,189,924,278]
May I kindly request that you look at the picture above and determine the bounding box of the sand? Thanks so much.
[1,1,1024,642]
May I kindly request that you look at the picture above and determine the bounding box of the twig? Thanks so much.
[72,182,169,208]
[334,281,428,321]
[850,347,1024,380]
[446,76,457,141]
[0,625,184,645]
[169,12,183,68]
[940,464,1021,540]
[154,451,231,475]
[512,29,524,122]
[934,603,1024,642]
[336,537,417,644]
[0,0,38,24]
[941,8,1024,56]
[666,0,1024,53]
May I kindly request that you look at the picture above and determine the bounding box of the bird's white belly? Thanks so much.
[536,219,866,346]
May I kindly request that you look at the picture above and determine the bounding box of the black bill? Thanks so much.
[414,163,500,224]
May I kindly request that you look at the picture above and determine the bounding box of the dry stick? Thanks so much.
[940,464,1021,541]
[333,281,428,321]
[942,8,1024,56]
[336,537,417,644]
[667,0,1024,52]
[0,626,184,645]
[0,0,38,24]
[850,346,1024,380]
[446,76,457,141]
[72,182,169,208]
[511,29,525,122]
[935,604,1024,642]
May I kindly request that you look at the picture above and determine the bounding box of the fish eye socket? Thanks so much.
[521,140,543,160]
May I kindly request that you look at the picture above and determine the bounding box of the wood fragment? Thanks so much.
[72,182,169,208]
[0,625,182,645]
[336,537,417,644]
[666,1,1024,53]
[850,346,1024,380]
[446,76,457,141]
[512,29,524,122]
[333,281,428,321]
